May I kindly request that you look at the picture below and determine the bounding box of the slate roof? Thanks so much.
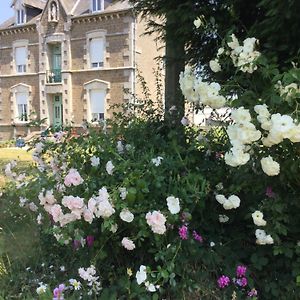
[0,0,132,30]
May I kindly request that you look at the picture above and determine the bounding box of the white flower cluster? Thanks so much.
[277,81,300,100]
[255,229,274,245]
[179,66,226,109]
[225,104,299,176]
[78,265,101,295]
[255,104,300,146]
[227,34,260,73]
[216,194,241,210]
[36,283,47,295]
[225,107,261,167]
[136,265,157,292]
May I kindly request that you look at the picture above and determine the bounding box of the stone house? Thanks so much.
[0,0,162,140]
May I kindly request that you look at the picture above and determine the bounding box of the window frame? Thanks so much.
[16,8,26,25]
[13,40,29,75]
[86,30,107,70]
[91,0,104,12]
[10,84,31,125]
[89,89,106,122]
[83,79,110,123]
[89,37,105,69]
[15,46,27,74]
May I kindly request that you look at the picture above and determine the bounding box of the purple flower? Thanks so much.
[248,288,258,297]
[236,265,247,277]
[53,284,65,299]
[86,235,95,247]
[236,277,248,287]
[179,225,188,240]
[266,186,275,198]
[217,275,230,289]
[192,230,203,243]
[73,239,81,250]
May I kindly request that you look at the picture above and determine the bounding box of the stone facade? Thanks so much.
[0,0,162,140]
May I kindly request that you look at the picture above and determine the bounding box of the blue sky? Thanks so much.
[0,1,14,24]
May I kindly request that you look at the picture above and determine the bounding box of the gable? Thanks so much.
[39,0,68,34]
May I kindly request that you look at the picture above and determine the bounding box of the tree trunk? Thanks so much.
[164,16,186,122]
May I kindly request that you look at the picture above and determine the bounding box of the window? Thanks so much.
[92,0,103,12]
[16,92,28,122]
[90,38,104,68]
[16,9,26,25]
[90,89,105,121]
[15,46,27,73]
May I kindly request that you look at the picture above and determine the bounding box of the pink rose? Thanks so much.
[146,211,167,234]
[51,204,63,223]
[64,169,84,187]
[121,237,136,250]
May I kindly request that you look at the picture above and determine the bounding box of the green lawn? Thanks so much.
[0,148,33,188]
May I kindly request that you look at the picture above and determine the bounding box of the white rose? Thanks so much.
[219,214,229,223]
[193,17,202,28]
[120,209,134,223]
[145,281,156,292]
[223,195,240,210]
[166,196,180,214]
[136,265,147,285]
[216,194,226,205]
[261,156,280,176]
[231,107,252,124]
[254,104,270,118]
[106,161,114,175]
[255,229,274,245]
[90,156,100,167]
[252,210,267,226]
[209,59,221,73]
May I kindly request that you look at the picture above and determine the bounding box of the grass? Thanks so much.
[0,148,33,188]
[0,148,34,289]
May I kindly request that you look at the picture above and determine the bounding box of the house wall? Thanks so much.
[0,27,40,140]
[0,2,164,141]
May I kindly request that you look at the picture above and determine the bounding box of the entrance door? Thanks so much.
[53,95,63,128]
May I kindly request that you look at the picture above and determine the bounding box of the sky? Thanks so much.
[0,0,14,24]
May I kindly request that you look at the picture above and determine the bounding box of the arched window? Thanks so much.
[84,80,110,122]
[10,84,31,123]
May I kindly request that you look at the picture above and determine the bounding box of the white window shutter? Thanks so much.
[90,89,105,114]
[90,38,104,65]
[16,92,27,105]
[15,47,27,66]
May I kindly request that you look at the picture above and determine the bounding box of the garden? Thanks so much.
[0,0,300,299]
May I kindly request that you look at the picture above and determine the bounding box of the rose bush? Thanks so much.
[1,22,300,300]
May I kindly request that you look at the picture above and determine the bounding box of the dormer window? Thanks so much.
[16,9,26,25]
[92,0,103,12]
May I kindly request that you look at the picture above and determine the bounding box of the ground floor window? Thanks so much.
[16,92,28,122]
[90,89,105,122]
